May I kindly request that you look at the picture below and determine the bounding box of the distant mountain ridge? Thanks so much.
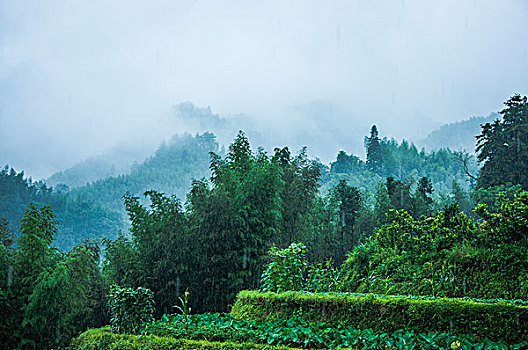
[46,144,153,189]
[0,133,219,250]
[416,113,498,153]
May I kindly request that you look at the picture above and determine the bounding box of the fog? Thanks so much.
[1,0,527,179]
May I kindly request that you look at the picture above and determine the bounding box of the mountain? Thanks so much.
[0,132,219,250]
[68,132,219,213]
[46,143,155,189]
[0,166,123,250]
[416,113,498,153]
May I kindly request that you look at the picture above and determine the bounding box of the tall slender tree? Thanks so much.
[366,125,383,174]
[330,180,362,263]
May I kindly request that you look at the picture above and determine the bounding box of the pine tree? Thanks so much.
[476,95,528,189]
[366,125,383,174]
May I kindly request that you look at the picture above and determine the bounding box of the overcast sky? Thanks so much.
[1,0,527,179]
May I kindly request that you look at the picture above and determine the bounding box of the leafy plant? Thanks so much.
[142,311,528,350]
[259,243,340,293]
[107,285,155,334]
[260,243,308,293]
[174,290,192,326]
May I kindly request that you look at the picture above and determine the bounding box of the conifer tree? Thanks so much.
[366,125,383,174]
[476,95,528,189]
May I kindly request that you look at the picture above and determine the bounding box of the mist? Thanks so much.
[1,0,527,179]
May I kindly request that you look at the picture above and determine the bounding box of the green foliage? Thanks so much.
[108,286,155,335]
[103,189,193,317]
[341,191,528,301]
[413,176,434,217]
[330,151,362,173]
[330,180,363,261]
[148,311,528,350]
[174,290,192,325]
[22,244,100,348]
[71,326,301,350]
[259,243,340,294]
[231,290,528,343]
[477,94,528,190]
[326,133,476,200]
[451,180,474,217]
[260,243,308,293]
[0,203,107,349]
[472,182,522,213]
[0,166,123,251]
[273,146,321,248]
[475,190,528,244]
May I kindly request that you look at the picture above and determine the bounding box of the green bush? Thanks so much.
[70,326,304,349]
[230,290,528,343]
[107,286,155,334]
[341,192,528,301]
[259,243,340,293]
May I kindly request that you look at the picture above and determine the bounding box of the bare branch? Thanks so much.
[454,150,478,181]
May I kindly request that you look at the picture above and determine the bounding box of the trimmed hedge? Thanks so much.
[70,326,304,350]
[230,290,528,343]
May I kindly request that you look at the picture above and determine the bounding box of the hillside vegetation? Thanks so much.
[1,95,527,349]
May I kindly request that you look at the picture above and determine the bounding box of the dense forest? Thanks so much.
[1,95,528,349]
[0,133,218,250]
[2,117,482,251]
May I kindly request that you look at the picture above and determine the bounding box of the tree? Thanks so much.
[386,177,412,212]
[273,147,321,246]
[330,180,363,263]
[17,204,58,293]
[451,180,474,216]
[476,95,528,190]
[185,131,285,311]
[0,217,14,248]
[3,204,106,349]
[374,181,391,225]
[330,151,362,173]
[120,190,190,316]
[365,125,383,174]
[412,176,434,217]
[22,244,101,348]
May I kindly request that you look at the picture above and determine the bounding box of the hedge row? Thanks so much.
[230,290,528,343]
[70,327,303,350]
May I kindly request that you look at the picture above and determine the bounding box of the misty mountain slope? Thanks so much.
[0,166,123,251]
[323,127,479,197]
[46,144,155,189]
[0,133,219,250]
[69,132,219,213]
[416,113,498,153]
[171,100,371,164]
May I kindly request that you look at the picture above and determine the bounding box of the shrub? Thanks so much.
[230,290,528,343]
[341,196,528,300]
[259,243,340,293]
[107,285,155,334]
[70,326,303,349]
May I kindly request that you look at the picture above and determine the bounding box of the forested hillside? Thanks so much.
[0,132,218,250]
[324,125,479,197]
[0,167,122,250]
[416,113,498,152]
[46,143,153,189]
[1,128,478,252]
[1,95,528,349]
[68,132,218,213]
